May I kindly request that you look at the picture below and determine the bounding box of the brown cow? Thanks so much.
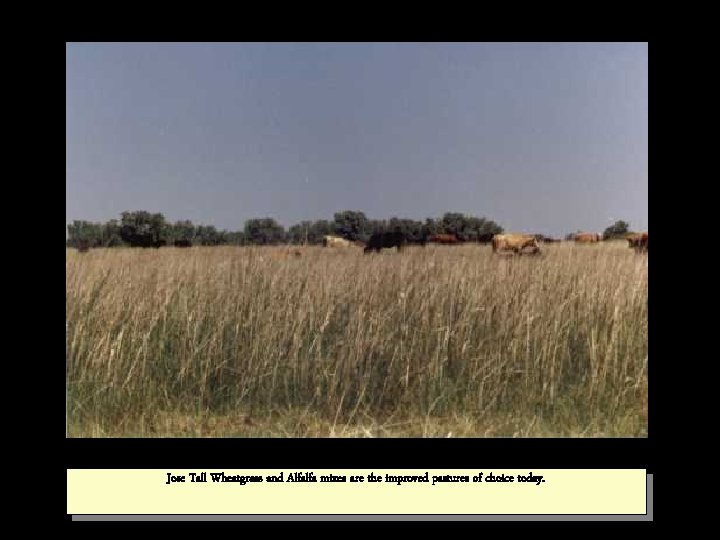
[574,232,601,243]
[627,232,648,252]
[625,232,641,244]
[492,234,541,255]
[427,233,460,244]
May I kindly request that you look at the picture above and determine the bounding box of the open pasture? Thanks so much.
[66,242,647,437]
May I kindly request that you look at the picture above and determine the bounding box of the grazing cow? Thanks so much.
[323,235,352,248]
[427,233,460,244]
[364,231,407,253]
[174,239,192,248]
[627,232,648,252]
[491,233,541,255]
[574,232,601,243]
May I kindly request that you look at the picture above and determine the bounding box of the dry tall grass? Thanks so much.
[66,242,647,437]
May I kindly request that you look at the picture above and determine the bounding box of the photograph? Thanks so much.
[66,42,648,438]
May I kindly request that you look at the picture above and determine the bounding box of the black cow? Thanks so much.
[477,233,495,244]
[364,231,407,253]
[174,239,192,248]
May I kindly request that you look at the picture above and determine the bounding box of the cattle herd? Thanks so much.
[317,230,648,255]
[73,230,648,254]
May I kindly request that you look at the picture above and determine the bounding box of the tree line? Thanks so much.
[66,210,505,249]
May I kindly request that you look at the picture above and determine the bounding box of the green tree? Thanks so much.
[120,211,168,245]
[309,220,333,243]
[288,220,335,245]
[423,218,439,236]
[434,213,503,241]
[195,225,223,246]
[67,220,103,248]
[101,219,125,247]
[386,218,425,242]
[603,220,631,240]
[288,221,316,245]
[224,231,246,246]
[439,212,466,237]
[244,218,286,245]
[465,216,503,239]
[66,211,506,249]
[170,220,196,244]
[333,211,368,241]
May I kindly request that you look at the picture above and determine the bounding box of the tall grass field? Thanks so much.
[66,242,648,437]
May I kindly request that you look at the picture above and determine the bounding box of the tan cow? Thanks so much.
[491,233,541,255]
[574,232,601,243]
[323,235,352,248]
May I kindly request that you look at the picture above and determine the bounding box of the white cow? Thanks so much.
[323,235,352,248]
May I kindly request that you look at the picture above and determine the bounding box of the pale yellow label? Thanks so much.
[67,469,647,515]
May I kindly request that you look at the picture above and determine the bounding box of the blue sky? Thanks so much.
[66,43,648,236]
